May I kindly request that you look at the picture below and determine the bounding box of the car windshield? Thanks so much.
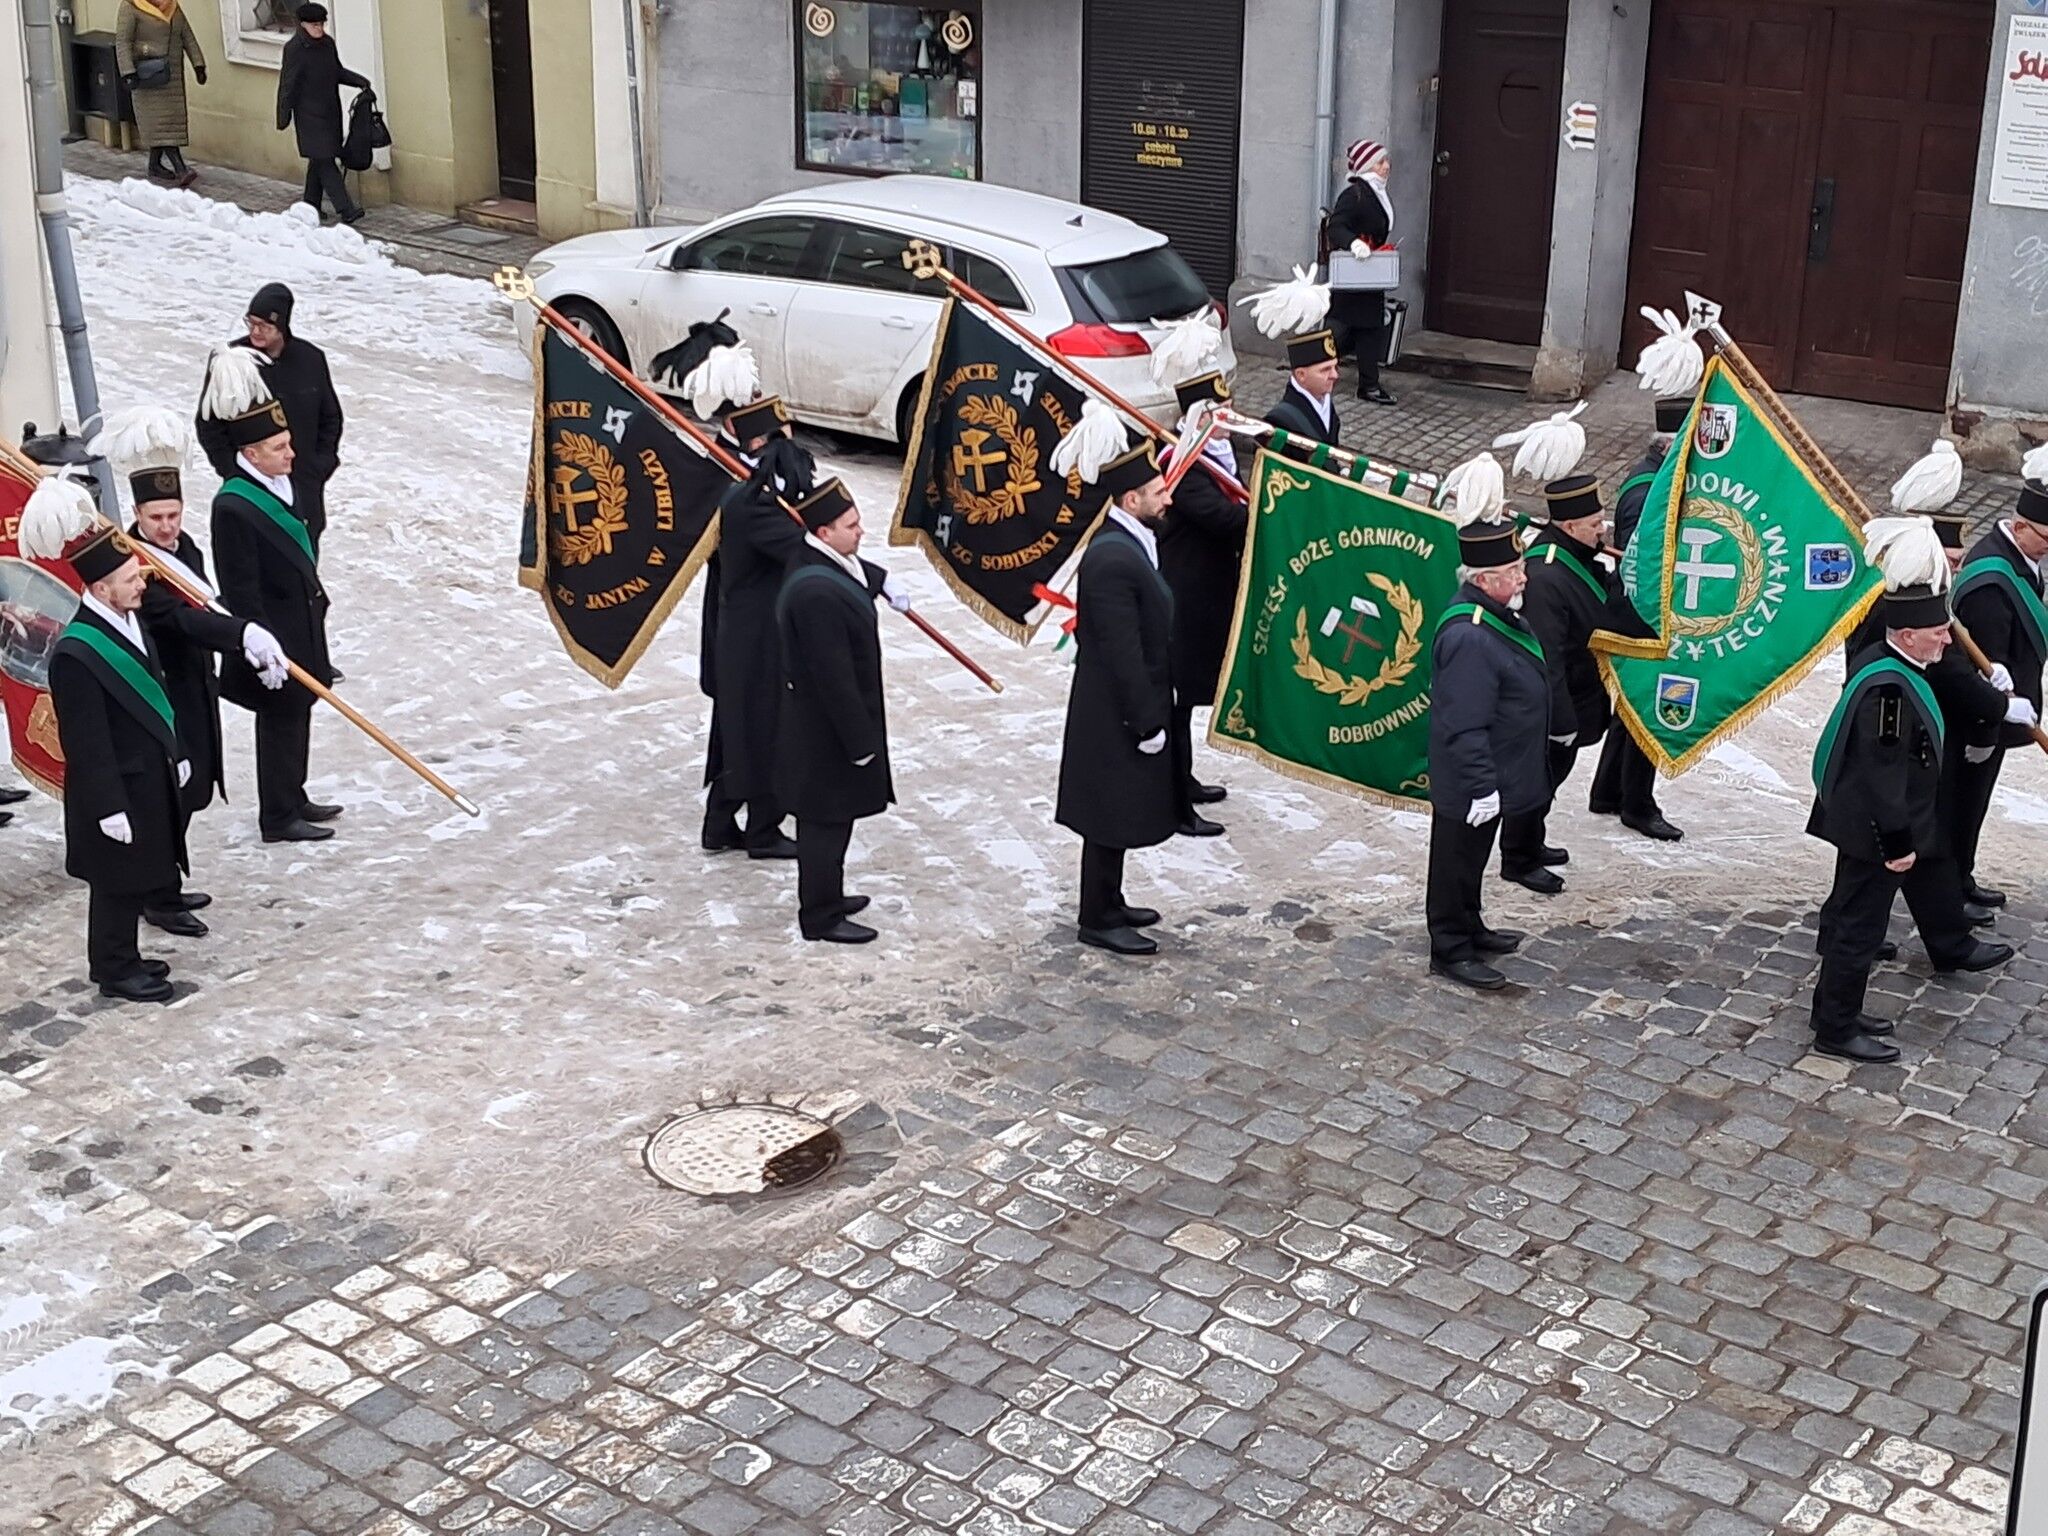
[1064,246,1209,324]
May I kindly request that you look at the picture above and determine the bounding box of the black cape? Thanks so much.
[774,544,894,823]
[130,526,247,815]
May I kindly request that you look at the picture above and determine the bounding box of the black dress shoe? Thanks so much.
[1855,1013,1896,1037]
[99,974,173,1004]
[0,785,28,805]
[1963,901,1997,927]
[1190,782,1228,805]
[701,824,745,853]
[0,810,11,828]
[1587,799,1619,817]
[840,895,872,917]
[1430,958,1507,991]
[1176,815,1225,838]
[144,907,209,938]
[1814,1032,1901,1064]
[1474,928,1524,955]
[177,890,212,911]
[746,834,800,861]
[1115,905,1161,928]
[300,802,344,823]
[805,919,876,944]
[329,666,347,682]
[263,819,335,843]
[1620,811,1685,842]
[1360,386,1397,406]
[1502,867,1565,896]
[1935,940,2015,974]
[1079,925,1158,956]
[128,959,171,980]
[1967,882,2005,908]
[1536,845,1570,867]
[1877,940,1899,962]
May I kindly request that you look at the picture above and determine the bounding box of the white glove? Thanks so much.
[1989,662,2014,693]
[1465,791,1500,827]
[2007,697,2038,727]
[177,759,191,788]
[1350,239,1371,258]
[1138,730,1167,755]
[853,754,875,767]
[1965,744,1997,764]
[99,813,132,844]
[881,577,913,615]
[243,624,290,690]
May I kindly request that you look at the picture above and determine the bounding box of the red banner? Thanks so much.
[0,458,77,796]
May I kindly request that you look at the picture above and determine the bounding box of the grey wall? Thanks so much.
[980,0,1082,198]
[1532,0,1650,399]
[1952,1,2048,460]
[1233,0,1326,315]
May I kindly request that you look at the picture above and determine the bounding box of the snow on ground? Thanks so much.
[2,177,2045,1445]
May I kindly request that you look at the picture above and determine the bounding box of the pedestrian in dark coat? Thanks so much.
[1497,477,1610,893]
[1949,484,2048,905]
[1158,372,1245,832]
[43,524,188,1004]
[276,4,368,222]
[776,481,896,944]
[1263,330,1343,453]
[116,0,206,186]
[1425,517,1549,992]
[1325,139,1396,404]
[195,288,344,550]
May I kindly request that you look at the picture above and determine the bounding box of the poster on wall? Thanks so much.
[1991,15,2048,211]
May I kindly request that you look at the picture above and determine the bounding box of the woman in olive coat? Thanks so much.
[116,0,207,187]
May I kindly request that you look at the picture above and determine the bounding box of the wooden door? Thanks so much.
[1790,4,1990,409]
[1427,0,1568,343]
[488,0,537,202]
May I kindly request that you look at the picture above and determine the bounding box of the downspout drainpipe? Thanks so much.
[1310,0,1341,238]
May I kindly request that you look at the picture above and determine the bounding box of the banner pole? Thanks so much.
[898,240,1249,509]
[1705,323,2048,753]
[1210,409,1437,499]
[496,269,1002,695]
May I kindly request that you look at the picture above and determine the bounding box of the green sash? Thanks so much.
[1955,558,2048,660]
[61,620,177,740]
[223,475,316,568]
[1537,538,1607,602]
[1436,601,1544,664]
[1811,656,1943,794]
[1615,471,1656,505]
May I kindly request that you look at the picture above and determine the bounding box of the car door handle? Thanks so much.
[882,316,917,330]
[749,302,779,317]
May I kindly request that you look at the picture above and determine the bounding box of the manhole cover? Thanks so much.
[643,1103,842,1197]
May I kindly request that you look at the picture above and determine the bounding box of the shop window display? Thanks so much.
[797,2,981,178]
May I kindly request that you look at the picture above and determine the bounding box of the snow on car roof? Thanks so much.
[756,177,1167,266]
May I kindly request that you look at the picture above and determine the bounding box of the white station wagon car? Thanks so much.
[518,177,1236,445]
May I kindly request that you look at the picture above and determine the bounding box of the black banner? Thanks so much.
[520,325,727,687]
[890,300,1099,643]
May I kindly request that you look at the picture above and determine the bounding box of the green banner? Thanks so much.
[1208,449,1464,805]
[1596,359,1879,772]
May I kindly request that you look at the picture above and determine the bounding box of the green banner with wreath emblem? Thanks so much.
[1208,448,1464,806]
[1594,358,1880,773]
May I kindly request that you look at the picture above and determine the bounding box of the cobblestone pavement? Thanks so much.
[12,876,2048,1536]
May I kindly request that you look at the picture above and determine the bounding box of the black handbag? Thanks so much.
[132,56,172,89]
[340,91,390,172]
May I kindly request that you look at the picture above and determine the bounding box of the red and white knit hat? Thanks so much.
[1346,139,1386,175]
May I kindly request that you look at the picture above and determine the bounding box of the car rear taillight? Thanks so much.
[1047,322,1151,359]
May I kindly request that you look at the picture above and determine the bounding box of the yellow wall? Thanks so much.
[531,0,601,234]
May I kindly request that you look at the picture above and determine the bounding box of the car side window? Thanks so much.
[952,248,1029,311]
[674,217,817,278]
[816,221,929,296]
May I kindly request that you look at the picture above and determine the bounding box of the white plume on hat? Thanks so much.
[1863,515,1950,594]
[683,342,760,422]
[1634,306,1704,398]
[1492,402,1588,483]
[1149,309,1222,386]
[2023,441,2048,484]
[1440,451,1507,527]
[1050,398,1130,485]
[17,473,104,562]
[1236,265,1331,340]
[91,407,190,476]
[1888,439,1962,516]
[199,343,273,421]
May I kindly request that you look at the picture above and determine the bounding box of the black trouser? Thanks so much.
[1499,740,1578,875]
[1172,701,1207,812]
[797,818,854,937]
[1951,746,2005,890]
[1428,810,1501,964]
[1812,848,1977,1041]
[302,157,358,218]
[88,888,146,983]
[1589,728,1661,816]
[146,805,196,916]
[255,701,312,834]
[1336,318,1386,393]
[1079,841,1129,930]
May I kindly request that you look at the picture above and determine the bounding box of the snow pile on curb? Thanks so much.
[106,177,385,272]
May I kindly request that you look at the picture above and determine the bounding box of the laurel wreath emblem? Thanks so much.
[550,431,630,568]
[1292,573,1424,705]
[1667,495,1765,638]
[951,395,1039,524]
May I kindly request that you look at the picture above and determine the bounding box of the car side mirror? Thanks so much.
[667,244,695,273]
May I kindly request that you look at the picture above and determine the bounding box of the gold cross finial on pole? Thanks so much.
[494,266,537,303]
[901,239,949,283]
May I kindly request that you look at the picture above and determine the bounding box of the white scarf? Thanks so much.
[2001,521,2042,579]
[1355,171,1394,238]
[235,453,294,505]
[82,590,146,654]
[1108,507,1159,568]
[804,532,868,586]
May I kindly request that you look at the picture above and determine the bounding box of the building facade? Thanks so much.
[649,0,2048,462]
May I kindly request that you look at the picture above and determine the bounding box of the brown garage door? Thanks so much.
[1625,0,1991,412]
